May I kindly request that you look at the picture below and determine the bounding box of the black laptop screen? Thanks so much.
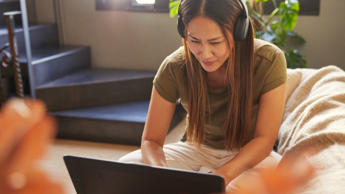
[64,155,225,194]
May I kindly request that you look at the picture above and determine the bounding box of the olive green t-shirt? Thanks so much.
[153,39,287,149]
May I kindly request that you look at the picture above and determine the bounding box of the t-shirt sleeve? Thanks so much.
[261,50,287,95]
[153,57,180,103]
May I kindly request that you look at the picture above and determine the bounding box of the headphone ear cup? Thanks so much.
[233,16,249,41]
[177,15,185,38]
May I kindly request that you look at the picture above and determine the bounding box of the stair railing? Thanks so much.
[19,0,35,98]
[0,43,11,107]
[1,0,35,101]
[4,11,24,99]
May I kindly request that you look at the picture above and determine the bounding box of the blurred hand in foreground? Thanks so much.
[0,98,64,194]
[233,153,314,194]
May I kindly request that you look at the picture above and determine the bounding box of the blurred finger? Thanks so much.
[261,155,314,194]
[5,115,56,176]
[1,169,64,194]
[0,99,46,163]
[20,169,64,194]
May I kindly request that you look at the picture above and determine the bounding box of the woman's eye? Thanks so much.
[210,42,221,45]
[191,40,200,44]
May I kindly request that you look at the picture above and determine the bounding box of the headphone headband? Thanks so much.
[238,0,248,18]
[177,0,249,41]
[177,0,185,38]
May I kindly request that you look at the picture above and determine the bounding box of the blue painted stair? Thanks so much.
[35,68,155,110]
[53,100,184,146]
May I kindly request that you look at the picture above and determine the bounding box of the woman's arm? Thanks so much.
[214,83,286,185]
[141,87,177,167]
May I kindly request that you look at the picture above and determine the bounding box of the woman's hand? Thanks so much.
[0,98,64,194]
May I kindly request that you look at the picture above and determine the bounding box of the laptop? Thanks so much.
[64,155,225,194]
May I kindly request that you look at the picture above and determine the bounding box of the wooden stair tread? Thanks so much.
[0,23,53,35]
[51,100,149,123]
[36,68,156,89]
[17,45,89,64]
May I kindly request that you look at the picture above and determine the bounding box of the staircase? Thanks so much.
[0,0,184,146]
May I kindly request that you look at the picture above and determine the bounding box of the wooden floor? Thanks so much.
[37,120,185,194]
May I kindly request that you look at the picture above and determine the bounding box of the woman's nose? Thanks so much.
[200,44,213,59]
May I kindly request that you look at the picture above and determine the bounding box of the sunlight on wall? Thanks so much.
[136,0,155,4]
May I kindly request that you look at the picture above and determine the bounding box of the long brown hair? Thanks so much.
[181,0,254,150]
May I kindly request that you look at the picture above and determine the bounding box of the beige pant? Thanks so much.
[118,141,282,192]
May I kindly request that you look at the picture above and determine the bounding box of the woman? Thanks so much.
[119,0,287,192]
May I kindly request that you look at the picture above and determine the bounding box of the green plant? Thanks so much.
[168,0,307,69]
[248,0,306,68]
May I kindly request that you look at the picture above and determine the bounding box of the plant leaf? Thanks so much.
[285,48,307,69]
[267,7,279,23]
[279,1,299,30]
[288,0,300,12]
[169,0,179,8]
[259,31,276,43]
[269,20,286,46]
[169,0,180,18]
[287,31,306,44]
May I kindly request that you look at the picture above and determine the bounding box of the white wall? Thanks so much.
[34,0,345,70]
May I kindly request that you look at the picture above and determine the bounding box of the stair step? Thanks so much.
[0,23,59,54]
[23,45,91,87]
[21,44,88,63]
[0,45,90,96]
[53,100,150,122]
[36,68,156,111]
[52,100,184,146]
[2,44,89,75]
